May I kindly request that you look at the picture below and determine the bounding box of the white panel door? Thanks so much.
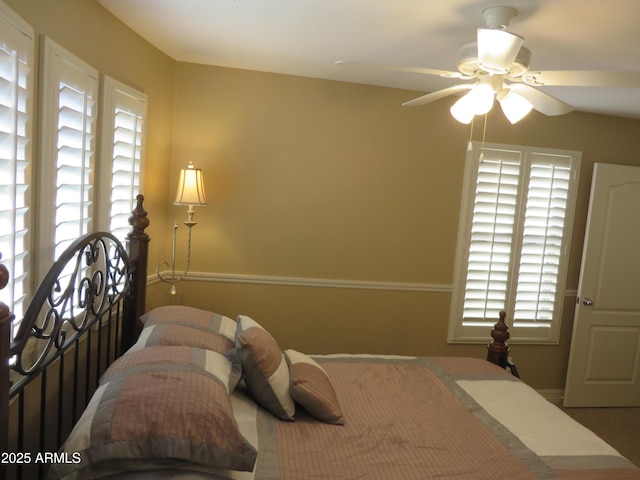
[564,163,640,407]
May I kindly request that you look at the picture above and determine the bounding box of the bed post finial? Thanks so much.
[124,194,150,351]
[128,194,150,239]
[0,252,15,468]
[0,255,8,291]
[487,310,510,366]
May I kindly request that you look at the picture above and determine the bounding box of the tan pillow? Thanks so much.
[285,349,344,425]
[140,305,236,342]
[131,323,235,353]
[235,315,295,420]
[100,345,241,392]
[49,348,257,479]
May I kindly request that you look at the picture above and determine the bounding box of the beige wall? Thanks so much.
[5,0,176,270]
[8,1,640,391]
[159,61,640,390]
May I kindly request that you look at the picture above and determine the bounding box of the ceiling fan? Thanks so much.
[337,6,640,124]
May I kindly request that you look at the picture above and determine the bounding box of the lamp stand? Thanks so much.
[157,161,207,295]
[156,211,198,295]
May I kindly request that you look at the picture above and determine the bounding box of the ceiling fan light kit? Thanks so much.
[337,5,640,125]
[444,5,558,124]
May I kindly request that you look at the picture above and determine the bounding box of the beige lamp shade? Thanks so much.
[174,163,207,206]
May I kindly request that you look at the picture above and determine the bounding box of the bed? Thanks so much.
[1,194,639,480]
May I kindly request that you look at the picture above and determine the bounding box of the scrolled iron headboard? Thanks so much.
[10,232,131,377]
[0,194,149,480]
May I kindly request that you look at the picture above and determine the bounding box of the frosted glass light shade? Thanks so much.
[450,84,495,124]
[468,84,495,115]
[477,28,524,74]
[450,98,476,124]
[499,90,533,124]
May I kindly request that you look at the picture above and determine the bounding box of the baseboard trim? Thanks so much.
[537,389,564,405]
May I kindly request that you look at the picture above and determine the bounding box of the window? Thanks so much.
[0,3,34,335]
[0,7,147,340]
[98,76,147,243]
[38,37,99,282]
[449,142,581,344]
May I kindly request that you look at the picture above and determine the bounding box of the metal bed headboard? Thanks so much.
[0,195,149,480]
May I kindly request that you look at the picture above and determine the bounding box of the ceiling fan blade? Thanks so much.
[523,70,640,88]
[335,60,464,79]
[402,84,473,107]
[508,84,574,116]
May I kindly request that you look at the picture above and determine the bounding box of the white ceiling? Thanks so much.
[98,0,640,119]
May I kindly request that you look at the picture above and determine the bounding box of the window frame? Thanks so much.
[448,141,581,344]
[0,6,148,341]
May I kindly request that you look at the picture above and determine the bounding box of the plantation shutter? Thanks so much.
[462,152,521,323]
[98,76,147,243]
[513,156,572,327]
[55,81,96,254]
[0,4,34,333]
[38,38,98,281]
[449,143,580,344]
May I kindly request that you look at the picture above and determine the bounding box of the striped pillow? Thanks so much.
[50,347,257,479]
[235,315,295,421]
[140,305,236,342]
[284,349,344,425]
[100,345,241,392]
[130,323,235,354]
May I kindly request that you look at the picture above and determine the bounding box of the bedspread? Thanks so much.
[102,355,640,480]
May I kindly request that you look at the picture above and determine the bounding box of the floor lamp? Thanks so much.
[156,162,207,294]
